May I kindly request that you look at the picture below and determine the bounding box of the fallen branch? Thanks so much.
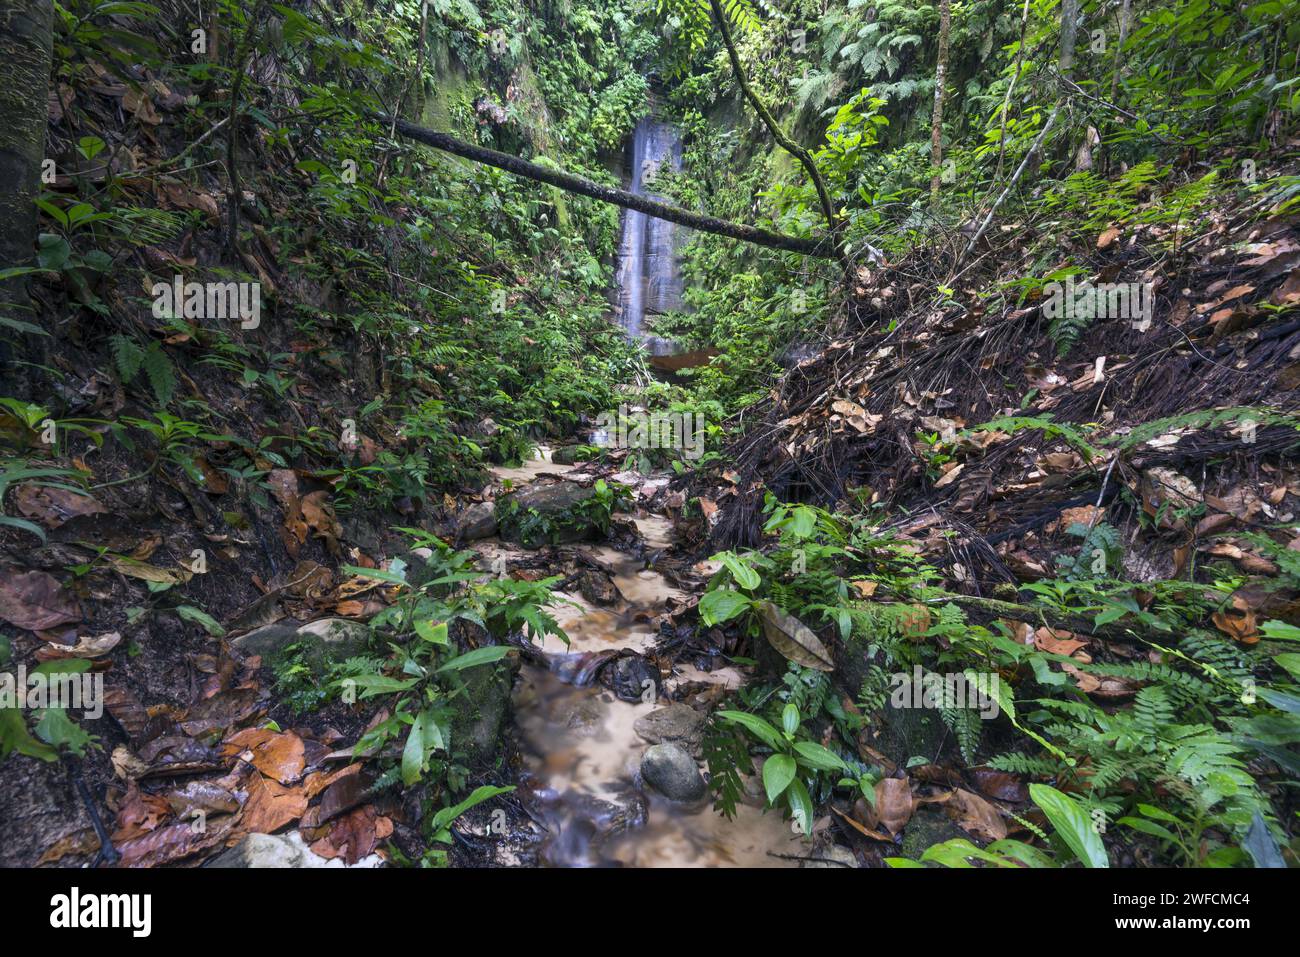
[378,114,839,259]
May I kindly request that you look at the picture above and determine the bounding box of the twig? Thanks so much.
[958,104,1060,267]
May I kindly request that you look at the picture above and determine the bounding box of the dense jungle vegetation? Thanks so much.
[0,0,1298,886]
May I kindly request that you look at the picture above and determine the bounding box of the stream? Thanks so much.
[486,451,802,867]
[471,106,804,867]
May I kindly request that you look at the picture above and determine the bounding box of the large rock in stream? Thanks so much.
[496,481,599,548]
[640,743,707,802]
[634,703,706,756]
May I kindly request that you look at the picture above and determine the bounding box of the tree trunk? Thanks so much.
[0,0,54,394]
[929,0,952,209]
[1111,0,1132,101]
[381,115,839,258]
[1059,0,1081,79]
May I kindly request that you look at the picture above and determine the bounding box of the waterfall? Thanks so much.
[614,112,685,346]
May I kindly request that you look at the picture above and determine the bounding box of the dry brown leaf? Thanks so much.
[933,462,965,488]
[851,579,878,598]
[969,768,1027,803]
[874,778,914,834]
[946,788,1007,842]
[102,554,193,585]
[1033,627,1089,658]
[898,604,932,640]
[757,601,834,671]
[307,805,389,865]
[116,817,233,868]
[42,631,121,659]
[38,828,101,865]
[303,761,363,801]
[13,484,105,528]
[222,727,306,784]
[300,490,342,555]
[0,568,81,631]
[831,805,893,843]
[1213,594,1259,645]
[1097,226,1121,249]
[240,773,308,834]
[112,783,174,842]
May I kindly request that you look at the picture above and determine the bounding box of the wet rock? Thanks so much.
[633,703,706,755]
[551,446,580,465]
[802,844,858,868]
[640,743,707,802]
[576,569,620,606]
[570,790,648,839]
[457,501,498,541]
[233,617,369,671]
[541,790,648,866]
[497,481,598,547]
[207,832,381,868]
[294,618,370,668]
[561,696,607,738]
[231,622,300,658]
[607,654,659,702]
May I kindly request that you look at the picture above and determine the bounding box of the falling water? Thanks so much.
[615,112,686,343]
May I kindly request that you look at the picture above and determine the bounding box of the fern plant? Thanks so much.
[111,334,177,407]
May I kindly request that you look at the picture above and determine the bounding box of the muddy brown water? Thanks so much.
[488,449,802,867]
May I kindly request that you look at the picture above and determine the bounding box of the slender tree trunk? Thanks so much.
[929,0,952,209]
[995,0,1032,180]
[1111,0,1132,101]
[0,0,53,289]
[1059,0,1081,79]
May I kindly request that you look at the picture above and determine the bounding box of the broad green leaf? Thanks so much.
[341,564,408,586]
[414,619,449,645]
[781,703,799,735]
[762,753,796,803]
[1029,783,1108,868]
[401,711,428,786]
[434,645,512,673]
[793,740,849,772]
[176,605,226,636]
[713,551,760,591]
[699,587,751,626]
[430,784,515,836]
[786,778,814,836]
[716,709,784,751]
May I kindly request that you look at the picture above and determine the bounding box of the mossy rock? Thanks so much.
[447,651,520,763]
[496,481,600,548]
[899,807,971,861]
